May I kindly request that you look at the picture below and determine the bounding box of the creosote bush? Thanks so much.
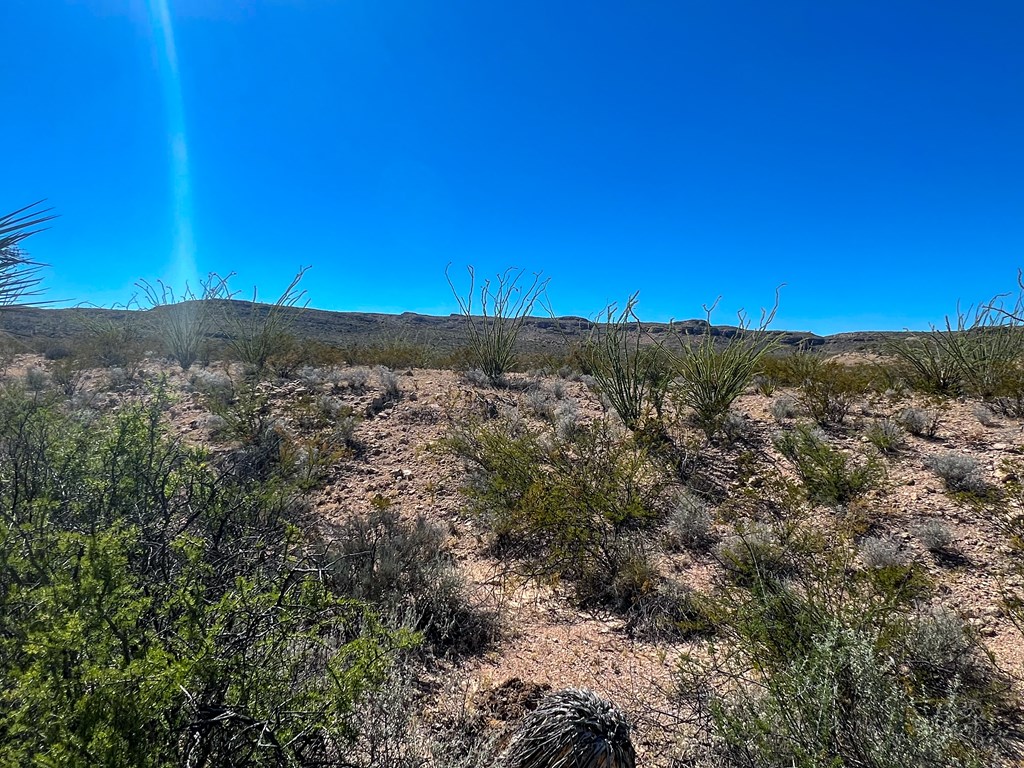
[991,460,1024,632]
[446,413,667,613]
[756,349,826,388]
[326,499,494,656]
[0,383,414,766]
[798,360,870,427]
[717,525,800,586]
[78,309,144,370]
[775,423,881,506]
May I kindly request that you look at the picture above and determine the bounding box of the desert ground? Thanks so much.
[4,340,1021,766]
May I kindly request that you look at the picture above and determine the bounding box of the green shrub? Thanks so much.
[756,349,826,388]
[78,309,145,370]
[858,535,933,602]
[775,424,881,506]
[625,578,716,640]
[326,500,495,656]
[991,462,1024,632]
[49,357,88,398]
[446,415,666,612]
[716,524,803,586]
[0,385,411,766]
[342,338,439,369]
[678,564,1017,767]
[988,361,1024,417]
[798,360,871,427]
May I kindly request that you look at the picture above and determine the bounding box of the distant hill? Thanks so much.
[0,301,910,359]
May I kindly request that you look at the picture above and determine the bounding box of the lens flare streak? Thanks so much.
[147,0,196,285]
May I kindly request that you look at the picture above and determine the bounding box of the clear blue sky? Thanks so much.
[3,1,1023,334]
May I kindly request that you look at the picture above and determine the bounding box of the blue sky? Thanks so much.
[3,1,1023,334]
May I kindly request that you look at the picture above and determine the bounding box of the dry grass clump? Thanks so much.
[925,452,988,495]
[898,406,941,438]
[865,417,905,455]
[666,490,716,551]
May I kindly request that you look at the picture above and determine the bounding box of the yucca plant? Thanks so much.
[501,688,635,768]
[0,201,56,307]
[671,291,781,439]
[446,264,549,384]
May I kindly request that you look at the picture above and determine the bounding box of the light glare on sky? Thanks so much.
[2,1,1022,334]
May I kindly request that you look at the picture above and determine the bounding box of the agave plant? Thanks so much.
[501,688,635,768]
[0,201,56,308]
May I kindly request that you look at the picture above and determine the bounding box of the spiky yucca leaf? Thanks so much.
[0,201,56,307]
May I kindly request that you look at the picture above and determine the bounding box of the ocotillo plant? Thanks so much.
[446,264,550,385]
